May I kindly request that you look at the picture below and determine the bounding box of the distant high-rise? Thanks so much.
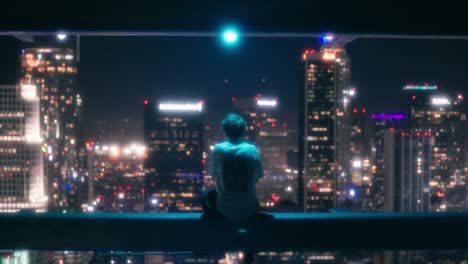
[21,48,81,211]
[301,43,351,212]
[384,130,433,212]
[344,108,375,211]
[232,95,280,142]
[404,84,466,211]
[371,113,408,211]
[0,85,47,212]
[232,95,292,208]
[144,100,204,211]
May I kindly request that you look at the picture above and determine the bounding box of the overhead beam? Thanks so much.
[12,34,34,42]
[1,31,468,40]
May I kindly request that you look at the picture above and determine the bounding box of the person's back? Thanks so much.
[205,113,263,221]
[211,141,263,220]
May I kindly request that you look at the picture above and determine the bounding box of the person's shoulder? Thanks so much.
[213,141,229,152]
[239,142,259,153]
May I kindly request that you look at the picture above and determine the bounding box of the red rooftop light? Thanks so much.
[144,99,149,105]
[362,108,367,113]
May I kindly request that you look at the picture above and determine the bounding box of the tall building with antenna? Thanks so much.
[301,36,352,212]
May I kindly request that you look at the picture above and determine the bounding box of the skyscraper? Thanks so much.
[0,84,47,212]
[404,84,466,211]
[384,130,433,212]
[370,113,408,210]
[232,95,280,143]
[144,100,204,211]
[232,95,292,208]
[301,43,351,212]
[21,48,81,211]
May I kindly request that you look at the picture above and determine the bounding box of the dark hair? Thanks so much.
[221,113,247,140]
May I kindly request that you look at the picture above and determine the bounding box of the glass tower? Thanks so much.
[144,100,204,212]
[21,47,80,211]
[0,84,47,212]
[302,44,351,212]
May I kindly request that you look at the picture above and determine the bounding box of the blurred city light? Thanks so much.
[352,160,362,168]
[321,34,334,43]
[432,97,451,106]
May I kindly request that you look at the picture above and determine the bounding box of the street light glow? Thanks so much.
[221,28,239,45]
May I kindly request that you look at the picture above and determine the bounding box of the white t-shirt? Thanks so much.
[209,141,263,221]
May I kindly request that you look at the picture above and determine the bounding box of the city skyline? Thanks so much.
[0,34,467,264]
[1,36,468,139]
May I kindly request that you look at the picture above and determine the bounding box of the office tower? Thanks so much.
[21,48,81,211]
[0,84,47,212]
[232,95,292,208]
[144,100,204,211]
[404,84,466,211]
[232,95,280,143]
[335,107,375,211]
[301,42,351,211]
[370,113,408,210]
[384,130,433,212]
[256,125,290,208]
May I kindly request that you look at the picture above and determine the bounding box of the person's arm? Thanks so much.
[209,146,217,179]
[254,148,264,182]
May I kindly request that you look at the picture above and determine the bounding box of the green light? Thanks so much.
[222,28,239,45]
[403,85,438,91]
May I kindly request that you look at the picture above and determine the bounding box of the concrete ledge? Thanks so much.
[1,212,468,251]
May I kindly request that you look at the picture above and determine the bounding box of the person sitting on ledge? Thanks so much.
[202,113,269,222]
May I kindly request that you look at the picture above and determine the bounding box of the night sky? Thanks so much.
[0,36,467,139]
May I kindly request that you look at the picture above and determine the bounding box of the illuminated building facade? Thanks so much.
[21,48,80,211]
[0,85,47,212]
[232,95,281,142]
[144,100,204,211]
[85,142,146,212]
[232,96,292,208]
[336,107,375,211]
[405,85,466,211]
[302,43,351,212]
[384,130,433,212]
[370,113,408,211]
